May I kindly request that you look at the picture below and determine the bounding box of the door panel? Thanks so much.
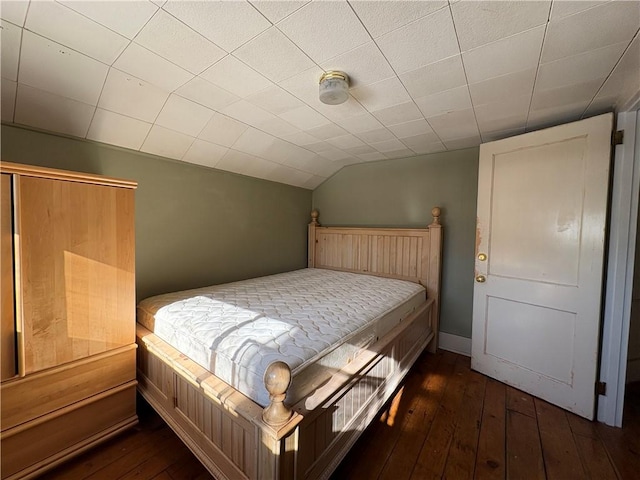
[472,113,613,419]
[1,174,16,381]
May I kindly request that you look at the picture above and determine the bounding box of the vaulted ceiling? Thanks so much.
[1,1,639,189]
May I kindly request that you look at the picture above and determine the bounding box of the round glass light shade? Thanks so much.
[319,71,349,105]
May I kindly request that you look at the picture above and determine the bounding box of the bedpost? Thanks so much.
[428,207,442,353]
[263,361,293,426]
[308,209,319,268]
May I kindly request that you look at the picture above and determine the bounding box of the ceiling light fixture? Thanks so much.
[319,71,350,105]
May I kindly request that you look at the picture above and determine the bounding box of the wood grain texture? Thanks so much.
[1,174,15,381]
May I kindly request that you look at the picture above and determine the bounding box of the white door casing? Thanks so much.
[471,113,613,419]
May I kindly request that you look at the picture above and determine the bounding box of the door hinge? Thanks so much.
[612,130,624,146]
[596,381,607,396]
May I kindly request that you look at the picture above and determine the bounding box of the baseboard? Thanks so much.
[627,357,640,383]
[438,332,471,357]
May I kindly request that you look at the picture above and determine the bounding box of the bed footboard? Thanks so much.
[136,298,435,480]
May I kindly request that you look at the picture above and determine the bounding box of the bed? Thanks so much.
[135,207,443,480]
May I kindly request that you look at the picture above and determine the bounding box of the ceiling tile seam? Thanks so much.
[84,68,113,140]
[178,134,204,164]
[343,0,446,153]
[8,24,24,124]
[550,0,615,22]
[580,27,640,119]
[151,7,233,76]
[52,0,158,41]
[443,2,486,144]
[136,90,175,152]
[523,3,554,133]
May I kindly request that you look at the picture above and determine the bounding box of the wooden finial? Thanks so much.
[430,207,441,226]
[310,209,319,226]
[262,361,292,426]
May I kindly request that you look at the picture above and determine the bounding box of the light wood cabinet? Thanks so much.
[0,162,138,479]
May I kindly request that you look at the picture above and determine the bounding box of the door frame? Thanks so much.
[598,109,640,426]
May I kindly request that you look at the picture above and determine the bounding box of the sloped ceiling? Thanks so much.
[1,0,639,189]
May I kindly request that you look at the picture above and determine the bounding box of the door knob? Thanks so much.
[475,275,486,283]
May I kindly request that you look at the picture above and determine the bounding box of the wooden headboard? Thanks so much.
[308,208,443,344]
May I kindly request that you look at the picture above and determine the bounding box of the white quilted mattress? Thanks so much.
[137,268,426,407]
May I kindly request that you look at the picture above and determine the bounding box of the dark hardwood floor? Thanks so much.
[46,351,640,479]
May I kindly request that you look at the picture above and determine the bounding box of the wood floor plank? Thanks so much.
[597,421,640,480]
[506,409,545,480]
[442,369,487,480]
[572,433,618,480]
[535,399,586,479]
[506,386,536,418]
[474,379,506,480]
[377,350,455,480]
[409,355,471,480]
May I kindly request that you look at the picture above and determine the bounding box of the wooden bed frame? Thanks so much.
[136,208,443,480]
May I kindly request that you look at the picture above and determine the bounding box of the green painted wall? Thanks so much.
[1,125,311,301]
[313,148,479,338]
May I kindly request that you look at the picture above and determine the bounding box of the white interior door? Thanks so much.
[471,113,613,419]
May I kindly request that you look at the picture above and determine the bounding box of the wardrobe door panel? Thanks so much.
[17,176,135,374]
[1,174,16,381]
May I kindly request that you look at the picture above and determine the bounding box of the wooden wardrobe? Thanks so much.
[0,162,138,479]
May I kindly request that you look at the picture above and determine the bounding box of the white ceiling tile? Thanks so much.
[387,119,435,139]
[198,112,248,148]
[175,76,239,111]
[1,20,21,81]
[531,80,602,111]
[400,132,442,151]
[550,1,610,20]
[477,112,528,135]
[264,164,314,188]
[155,94,214,136]
[19,31,108,105]
[542,1,639,62]
[113,43,193,92]
[326,134,366,149]
[474,94,531,124]
[26,1,128,64]
[216,149,278,179]
[0,0,29,26]
[279,105,329,130]
[58,0,158,39]
[200,55,272,98]
[345,144,377,155]
[376,8,459,74]
[182,139,228,168]
[87,108,152,150]
[351,77,411,111]
[384,148,415,160]
[220,100,274,127]
[249,1,309,24]
[443,135,481,151]
[350,0,447,38]
[14,83,95,137]
[427,107,479,140]
[281,130,319,146]
[583,94,618,118]
[304,141,336,153]
[527,100,590,131]
[400,55,467,98]
[320,42,394,88]
[415,85,472,118]
[266,139,315,164]
[412,141,446,155]
[302,175,327,190]
[312,96,369,121]
[233,27,314,82]
[469,68,536,106]
[134,10,226,74]
[98,68,170,123]
[286,153,338,176]
[232,127,277,156]
[1,78,17,122]
[369,138,407,153]
[536,41,627,91]
[277,1,371,63]
[277,66,324,104]
[141,124,194,159]
[594,34,640,109]
[151,1,166,6]
[356,128,396,144]
[371,101,423,126]
[256,116,300,137]
[481,126,526,143]
[316,147,353,162]
[245,85,304,115]
[334,113,383,134]
[305,122,348,140]
[164,0,270,52]
[451,1,551,51]
[357,152,387,162]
